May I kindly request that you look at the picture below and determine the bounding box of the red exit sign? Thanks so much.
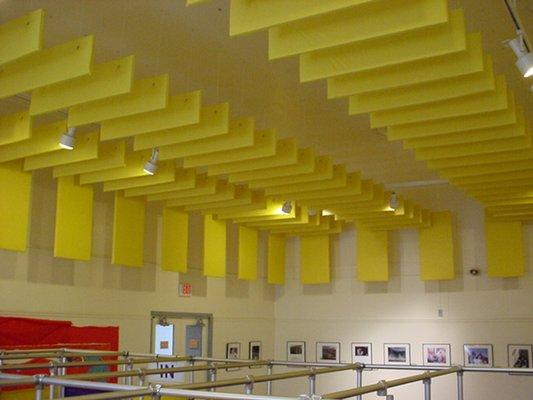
[179,283,192,297]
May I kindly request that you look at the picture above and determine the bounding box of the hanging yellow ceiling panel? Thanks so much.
[427,145,533,169]
[184,129,276,168]
[371,75,508,128]
[387,91,517,140]
[0,120,66,163]
[299,9,466,82]
[79,151,151,185]
[133,103,229,151]
[265,165,347,196]
[23,131,99,171]
[215,198,288,220]
[471,186,533,199]
[212,138,299,177]
[100,91,201,140]
[285,172,362,200]
[247,154,331,188]
[123,168,196,197]
[439,157,533,179]
[474,189,533,202]
[328,32,484,99]
[459,176,533,191]
[0,111,31,146]
[294,223,344,237]
[415,124,531,160]
[361,209,431,230]
[68,74,169,127]
[166,183,236,207]
[146,175,218,201]
[350,56,495,115]
[0,35,94,100]
[159,117,254,160]
[268,0,448,60]
[269,216,335,234]
[0,9,43,66]
[302,181,380,206]
[52,141,126,178]
[184,187,255,212]
[30,55,135,116]
[102,162,175,192]
[186,0,213,5]
[245,207,311,227]
[404,107,526,149]
[483,197,533,207]
[229,0,373,36]
[195,193,268,215]
[450,168,533,186]
[228,205,298,223]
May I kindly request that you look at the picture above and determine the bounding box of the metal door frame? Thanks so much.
[149,311,213,357]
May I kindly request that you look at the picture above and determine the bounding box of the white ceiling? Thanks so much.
[0,0,532,213]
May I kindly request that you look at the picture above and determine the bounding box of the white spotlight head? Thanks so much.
[508,33,533,78]
[389,192,399,211]
[143,148,159,175]
[59,127,76,150]
[281,201,292,214]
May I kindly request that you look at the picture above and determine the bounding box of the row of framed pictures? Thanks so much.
[226,341,262,360]
[287,341,533,368]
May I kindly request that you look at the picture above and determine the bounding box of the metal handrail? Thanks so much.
[324,367,461,399]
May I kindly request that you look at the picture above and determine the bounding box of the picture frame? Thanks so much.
[287,341,306,363]
[508,344,532,369]
[316,341,341,363]
[384,343,411,365]
[226,342,241,360]
[351,342,372,365]
[248,341,262,363]
[423,344,451,367]
[463,344,493,367]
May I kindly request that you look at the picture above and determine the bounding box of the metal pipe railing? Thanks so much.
[167,364,361,390]
[324,367,461,399]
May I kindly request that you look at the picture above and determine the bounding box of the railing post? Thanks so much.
[423,378,431,400]
[125,358,133,385]
[308,372,316,396]
[245,379,254,395]
[150,383,161,400]
[356,367,363,400]
[188,359,195,384]
[457,370,464,400]
[48,361,57,399]
[35,375,44,400]
[267,363,273,395]
[209,367,217,392]
[58,356,67,398]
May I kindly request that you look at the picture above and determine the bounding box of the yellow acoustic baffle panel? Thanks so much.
[238,226,258,280]
[356,226,389,282]
[112,192,145,267]
[0,9,44,66]
[161,208,188,272]
[0,111,31,146]
[0,35,94,99]
[0,161,32,251]
[203,215,226,277]
[485,219,524,277]
[100,91,201,140]
[30,55,135,116]
[268,234,285,284]
[419,212,455,280]
[54,176,93,261]
[300,235,330,284]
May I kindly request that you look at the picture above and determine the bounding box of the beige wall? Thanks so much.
[1,173,532,399]
[273,200,533,400]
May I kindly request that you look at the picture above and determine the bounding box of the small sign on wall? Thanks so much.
[179,283,192,297]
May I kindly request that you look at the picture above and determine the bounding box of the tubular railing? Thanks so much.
[0,349,532,400]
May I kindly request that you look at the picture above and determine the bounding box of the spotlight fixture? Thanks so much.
[143,148,159,175]
[281,200,292,214]
[389,192,399,211]
[507,31,533,78]
[59,127,76,150]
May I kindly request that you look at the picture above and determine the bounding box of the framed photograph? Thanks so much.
[463,344,493,367]
[384,343,411,365]
[508,344,532,368]
[226,342,241,360]
[316,342,341,363]
[249,341,262,361]
[423,344,451,366]
[287,341,306,362]
[351,342,372,364]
